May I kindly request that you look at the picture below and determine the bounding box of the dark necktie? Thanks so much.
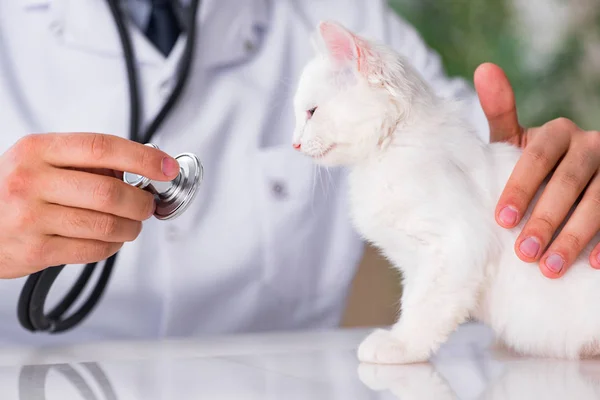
[144,0,182,57]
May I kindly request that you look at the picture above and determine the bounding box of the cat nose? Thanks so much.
[293,142,301,150]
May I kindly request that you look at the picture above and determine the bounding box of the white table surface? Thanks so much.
[2,322,600,399]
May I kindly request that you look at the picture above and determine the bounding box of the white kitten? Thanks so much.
[292,20,600,363]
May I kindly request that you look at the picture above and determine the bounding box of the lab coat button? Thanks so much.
[49,21,63,35]
[270,181,288,199]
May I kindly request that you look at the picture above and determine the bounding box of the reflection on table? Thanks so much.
[1,323,599,399]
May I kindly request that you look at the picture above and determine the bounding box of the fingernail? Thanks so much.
[545,254,564,274]
[498,206,518,226]
[162,157,179,178]
[519,237,541,258]
[595,253,600,267]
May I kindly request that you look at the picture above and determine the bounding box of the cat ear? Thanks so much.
[318,21,363,70]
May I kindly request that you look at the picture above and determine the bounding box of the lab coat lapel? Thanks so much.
[21,0,165,66]
[20,0,271,69]
[194,0,270,69]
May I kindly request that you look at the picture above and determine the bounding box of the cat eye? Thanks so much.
[306,106,318,119]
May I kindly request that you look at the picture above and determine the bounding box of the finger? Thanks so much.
[495,121,572,230]
[41,203,142,243]
[39,167,156,221]
[37,133,180,181]
[31,235,123,269]
[516,134,599,263]
[590,242,600,270]
[473,63,523,144]
[76,167,124,181]
[71,167,122,179]
[540,174,600,278]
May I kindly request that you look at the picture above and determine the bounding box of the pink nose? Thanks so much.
[292,143,301,150]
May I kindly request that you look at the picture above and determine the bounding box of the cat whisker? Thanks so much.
[324,166,336,196]
[310,164,317,216]
[317,163,326,196]
[311,144,336,159]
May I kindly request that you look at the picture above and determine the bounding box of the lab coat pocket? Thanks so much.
[255,145,345,300]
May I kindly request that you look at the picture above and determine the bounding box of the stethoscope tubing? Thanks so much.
[17,0,202,334]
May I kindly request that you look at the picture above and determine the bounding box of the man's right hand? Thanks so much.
[0,133,180,279]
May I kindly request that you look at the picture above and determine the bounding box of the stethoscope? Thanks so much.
[17,0,203,334]
[19,363,118,400]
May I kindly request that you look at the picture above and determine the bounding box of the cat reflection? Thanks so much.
[358,359,600,400]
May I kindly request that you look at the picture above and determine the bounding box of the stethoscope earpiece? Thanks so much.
[123,143,203,220]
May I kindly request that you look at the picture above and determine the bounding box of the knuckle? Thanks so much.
[88,134,111,161]
[583,131,600,153]
[94,214,119,238]
[505,183,530,206]
[530,213,556,237]
[73,241,107,264]
[524,146,553,170]
[65,210,86,231]
[62,167,84,193]
[25,237,49,266]
[12,134,42,158]
[1,166,32,201]
[93,179,120,208]
[65,211,96,237]
[559,232,584,252]
[12,206,36,232]
[588,191,600,211]
[137,146,154,170]
[557,170,582,191]
[548,117,578,132]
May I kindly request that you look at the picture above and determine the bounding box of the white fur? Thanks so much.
[358,360,600,399]
[292,20,600,363]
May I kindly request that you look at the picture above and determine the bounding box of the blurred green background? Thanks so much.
[388,0,600,130]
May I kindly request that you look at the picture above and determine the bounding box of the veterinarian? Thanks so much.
[0,0,597,346]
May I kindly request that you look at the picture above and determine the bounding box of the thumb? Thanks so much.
[474,63,523,145]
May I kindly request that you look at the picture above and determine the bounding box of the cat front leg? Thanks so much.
[358,241,484,364]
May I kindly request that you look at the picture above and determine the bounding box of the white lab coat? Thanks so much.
[0,0,489,347]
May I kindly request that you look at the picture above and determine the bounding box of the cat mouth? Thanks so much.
[312,144,336,159]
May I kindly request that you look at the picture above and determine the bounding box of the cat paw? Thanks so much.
[357,363,406,390]
[357,329,427,364]
[358,362,456,399]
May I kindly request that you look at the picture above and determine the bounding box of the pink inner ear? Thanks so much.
[319,21,359,66]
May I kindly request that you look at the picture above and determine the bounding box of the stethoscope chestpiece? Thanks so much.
[123,143,203,220]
